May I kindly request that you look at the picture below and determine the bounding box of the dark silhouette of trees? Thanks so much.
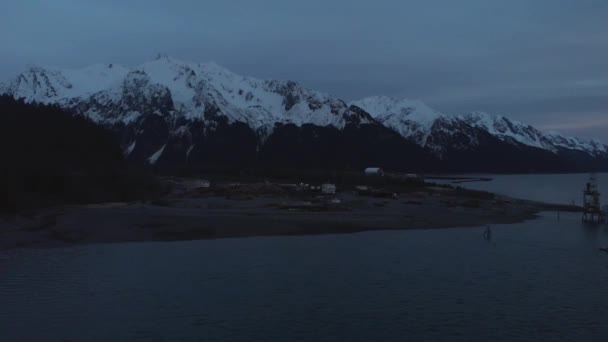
[0,96,157,212]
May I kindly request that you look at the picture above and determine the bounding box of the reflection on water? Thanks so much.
[2,213,608,341]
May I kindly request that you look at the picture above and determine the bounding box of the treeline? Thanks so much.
[0,96,159,212]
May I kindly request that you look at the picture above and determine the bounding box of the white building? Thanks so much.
[321,183,337,195]
[364,167,384,176]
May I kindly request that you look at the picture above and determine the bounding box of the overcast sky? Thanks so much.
[1,0,607,140]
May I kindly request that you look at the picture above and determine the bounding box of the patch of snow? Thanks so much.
[186,145,195,159]
[147,144,166,164]
[123,111,142,124]
[83,109,103,123]
[172,126,190,137]
[125,140,136,155]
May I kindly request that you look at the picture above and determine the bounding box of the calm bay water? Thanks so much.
[437,173,608,205]
[2,175,608,341]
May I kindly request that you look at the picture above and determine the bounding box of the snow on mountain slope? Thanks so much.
[2,57,606,161]
[4,64,129,103]
[545,131,608,156]
[461,111,608,156]
[2,56,372,131]
[351,96,450,147]
[460,111,555,151]
[350,96,486,157]
[352,96,608,157]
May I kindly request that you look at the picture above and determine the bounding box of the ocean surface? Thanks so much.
[434,173,608,205]
[2,174,608,341]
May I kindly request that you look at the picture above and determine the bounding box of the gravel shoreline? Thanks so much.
[0,184,579,250]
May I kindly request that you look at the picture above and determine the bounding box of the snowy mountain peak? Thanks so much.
[5,63,129,103]
[352,96,443,123]
[7,66,69,101]
[2,57,372,130]
[351,96,452,147]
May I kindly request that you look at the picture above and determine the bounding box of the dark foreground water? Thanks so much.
[2,211,608,341]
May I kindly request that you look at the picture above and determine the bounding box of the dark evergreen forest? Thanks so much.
[0,96,158,212]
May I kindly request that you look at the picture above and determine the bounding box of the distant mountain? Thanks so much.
[2,57,607,173]
[353,96,608,159]
[460,111,608,157]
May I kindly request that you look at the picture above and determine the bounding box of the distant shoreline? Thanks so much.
[425,176,493,183]
[0,180,580,250]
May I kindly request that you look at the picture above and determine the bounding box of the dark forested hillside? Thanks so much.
[0,96,157,212]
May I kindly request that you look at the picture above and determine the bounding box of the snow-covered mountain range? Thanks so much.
[2,56,606,171]
[2,56,372,131]
[352,96,607,157]
[460,111,608,157]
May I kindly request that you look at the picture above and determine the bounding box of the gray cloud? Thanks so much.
[1,0,607,140]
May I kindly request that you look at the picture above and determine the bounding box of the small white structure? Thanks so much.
[321,183,337,195]
[364,167,384,176]
[193,180,211,189]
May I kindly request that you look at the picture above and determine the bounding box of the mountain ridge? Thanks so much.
[2,57,607,172]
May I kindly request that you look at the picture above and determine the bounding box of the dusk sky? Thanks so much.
[2,0,607,140]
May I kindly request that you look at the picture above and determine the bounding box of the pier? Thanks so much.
[582,174,604,223]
